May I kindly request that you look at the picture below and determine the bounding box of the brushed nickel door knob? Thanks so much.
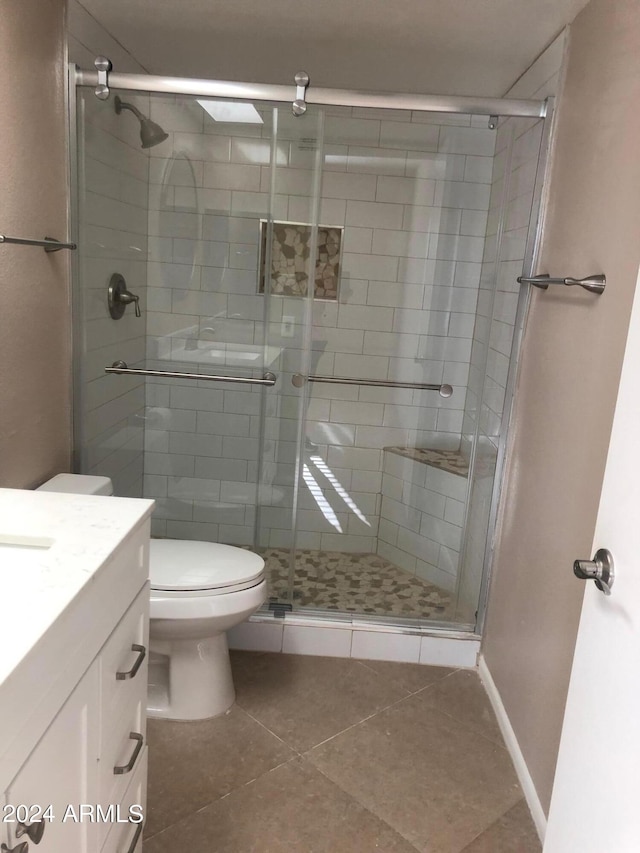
[574,548,614,595]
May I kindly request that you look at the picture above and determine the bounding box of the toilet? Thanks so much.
[37,473,267,720]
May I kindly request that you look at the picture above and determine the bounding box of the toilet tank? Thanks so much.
[37,473,114,496]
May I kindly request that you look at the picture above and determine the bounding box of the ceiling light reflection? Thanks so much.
[310,455,371,527]
[302,464,343,532]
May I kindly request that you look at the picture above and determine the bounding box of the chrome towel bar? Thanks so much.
[0,234,77,252]
[517,273,606,294]
[105,361,277,386]
[292,373,453,397]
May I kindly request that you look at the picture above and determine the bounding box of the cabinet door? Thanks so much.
[5,661,99,852]
[0,790,12,851]
[100,749,147,853]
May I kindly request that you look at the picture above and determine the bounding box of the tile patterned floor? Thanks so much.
[262,548,453,621]
[144,652,541,853]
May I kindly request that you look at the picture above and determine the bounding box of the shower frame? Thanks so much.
[69,61,555,641]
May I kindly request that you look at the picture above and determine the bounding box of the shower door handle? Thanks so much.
[292,373,453,397]
[106,361,277,386]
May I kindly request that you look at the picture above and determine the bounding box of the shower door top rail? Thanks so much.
[105,361,277,386]
[292,373,453,398]
[75,66,547,119]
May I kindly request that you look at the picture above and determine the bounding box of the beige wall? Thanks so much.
[0,0,71,488]
[483,0,640,815]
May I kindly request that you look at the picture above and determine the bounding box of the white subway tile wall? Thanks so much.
[141,99,497,561]
[75,90,150,498]
[378,451,465,592]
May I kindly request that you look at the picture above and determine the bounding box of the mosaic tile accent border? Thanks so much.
[261,548,453,621]
[258,220,343,300]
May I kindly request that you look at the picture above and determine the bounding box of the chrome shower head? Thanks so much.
[114,95,169,149]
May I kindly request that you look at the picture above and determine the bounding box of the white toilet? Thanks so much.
[37,473,267,720]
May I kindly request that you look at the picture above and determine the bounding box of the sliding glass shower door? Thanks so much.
[75,88,284,546]
[257,105,504,627]
[75,75,540,632]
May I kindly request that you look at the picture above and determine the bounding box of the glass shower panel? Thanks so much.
[74,87,151,498]
[75,89,279,547]
[74,81,544,632]
[142,94,278,545]
[255,105,324,607]
[286,108,497,622]
[456,114,544,625]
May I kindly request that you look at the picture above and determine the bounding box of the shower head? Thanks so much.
[114,95,169,149]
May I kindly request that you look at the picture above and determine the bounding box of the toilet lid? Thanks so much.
[149,539,265,592]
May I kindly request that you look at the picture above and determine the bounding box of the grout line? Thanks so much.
[301,688,425,754]
[143,751,300,842]
[457,798,535,853]
[307,759,423,853]
[219,755,300,799]
[409,672,512,752]
[236,704,304,757]
[354,658,461,697]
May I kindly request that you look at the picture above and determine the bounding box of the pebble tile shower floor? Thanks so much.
[143,652,541,852]
[262,549,453,620]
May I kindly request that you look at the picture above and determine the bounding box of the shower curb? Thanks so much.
[228,614,480,668]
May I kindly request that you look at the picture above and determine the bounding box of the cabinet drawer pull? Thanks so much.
[16,818,45,843]
[116,644,146,681]
[113,732,144,775]
[122,821,143,853]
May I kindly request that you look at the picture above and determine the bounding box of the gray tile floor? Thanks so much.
[144,652,541,852]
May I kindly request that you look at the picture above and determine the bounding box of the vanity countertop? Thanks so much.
[0,488,155,693]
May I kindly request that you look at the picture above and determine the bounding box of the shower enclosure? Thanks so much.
[71,63,551,635]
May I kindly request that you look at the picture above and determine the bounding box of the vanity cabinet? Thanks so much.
[4,661,100,851]
[2,586,149,853]
[0,493,154,853]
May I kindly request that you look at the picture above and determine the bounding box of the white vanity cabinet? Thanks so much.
[4,661,100,852]
[0,490,154,853]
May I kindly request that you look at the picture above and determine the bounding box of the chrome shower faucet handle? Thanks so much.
[108,273,142,319]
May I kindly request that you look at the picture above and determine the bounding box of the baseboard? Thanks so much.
[478,654,547,844]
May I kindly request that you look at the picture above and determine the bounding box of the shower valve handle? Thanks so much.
[108,273,142,319]
[118,289,141,317]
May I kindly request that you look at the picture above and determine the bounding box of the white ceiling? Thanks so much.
[78,0,589,97]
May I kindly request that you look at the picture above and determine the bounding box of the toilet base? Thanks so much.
[148,632,236,720]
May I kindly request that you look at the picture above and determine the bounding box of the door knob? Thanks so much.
[573,548,614,595]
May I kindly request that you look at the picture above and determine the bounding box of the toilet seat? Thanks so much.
[150,539,265,595]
